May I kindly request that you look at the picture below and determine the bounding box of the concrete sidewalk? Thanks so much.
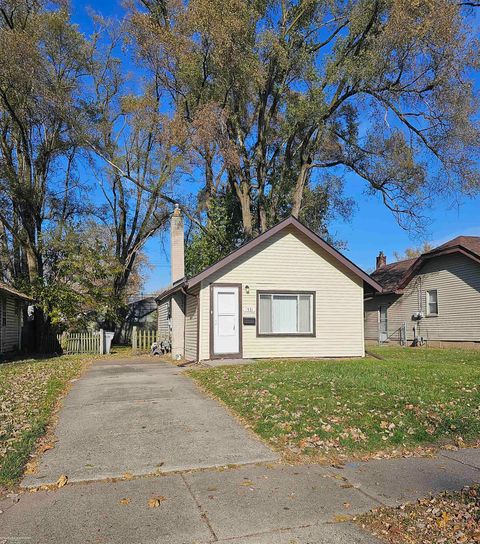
[22,358,278,487]
[2,448,479,544]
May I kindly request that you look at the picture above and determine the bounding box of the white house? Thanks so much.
[157,207,382,361]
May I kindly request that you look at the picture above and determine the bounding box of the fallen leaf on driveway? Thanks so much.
[333,514,353,523]
[148,496,167,508]
[56,475,68,488]
[240,480,254,487]
[119,498,131,505]
[122,472,134,480]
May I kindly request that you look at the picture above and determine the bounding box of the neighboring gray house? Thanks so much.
[118,295,158,343]
[0,282,31,356]
[157,206,381,362]
[365,236,480,348]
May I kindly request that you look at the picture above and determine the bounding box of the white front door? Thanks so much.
[212,285,240,356]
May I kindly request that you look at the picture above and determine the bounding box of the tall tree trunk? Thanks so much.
[258,195,268,233]
[291,161,311,218]
[204,152,215,213]
[234,181,253,237]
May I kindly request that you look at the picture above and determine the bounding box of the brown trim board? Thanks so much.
[256,290,316,338]
[156,216,383,302]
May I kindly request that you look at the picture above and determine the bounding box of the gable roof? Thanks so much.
[157,216,382,301]
[371,235,480,293]
[0,281,32,301]
[370,258,417,293]
[428,235,480,256]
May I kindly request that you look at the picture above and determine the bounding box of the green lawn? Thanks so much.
[190,348,480,460]
[0,354,96,489]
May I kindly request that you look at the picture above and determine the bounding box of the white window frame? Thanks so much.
[257,291,315,337]
[426,289,439,316]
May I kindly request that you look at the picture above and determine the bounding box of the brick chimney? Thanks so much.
[376,251,387,270]
[171,204,185,283]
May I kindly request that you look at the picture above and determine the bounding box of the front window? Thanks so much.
[426,289,438,316]
[258,292,314,335]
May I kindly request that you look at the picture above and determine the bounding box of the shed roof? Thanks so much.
[157,216,383,301]
[0,281,32,301]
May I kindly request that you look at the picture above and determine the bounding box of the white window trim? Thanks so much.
[257,291,315,337]
[426,289,439,316]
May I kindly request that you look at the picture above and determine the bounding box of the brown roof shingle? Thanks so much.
[371,235,480,293]
[370,258,417,293]
[426,236,480,256]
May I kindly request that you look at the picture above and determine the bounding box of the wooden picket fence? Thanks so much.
[57,331,102,354]
[132,327,157,352]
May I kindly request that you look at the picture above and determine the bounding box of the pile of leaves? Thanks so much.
[0,355,94,489]
[190,348,480,461]
[359,485,480,544]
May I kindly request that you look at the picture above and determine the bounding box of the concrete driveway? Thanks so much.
[22,358,278,487]
[5,447,479,543]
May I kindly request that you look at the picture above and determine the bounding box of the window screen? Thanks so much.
[427,289,438,315]
[258,293,313,334]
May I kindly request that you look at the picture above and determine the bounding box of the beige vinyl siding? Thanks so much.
[198,226,365,360]
[157,297,171,343]
[185,285,200,361]
[0,293,22,354]
[365,253,480,342]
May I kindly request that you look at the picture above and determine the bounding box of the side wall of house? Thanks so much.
[365,253,480,343]
[198,226,365,360]
[0,293,22,354]
[185,285,200,361]
[364,293,404,342]
[157,297,171,343]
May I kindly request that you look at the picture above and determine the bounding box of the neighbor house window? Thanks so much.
[258,292,314,335]
[426,289,438,316]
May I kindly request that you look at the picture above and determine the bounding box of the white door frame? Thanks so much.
[378,304,388,343]
[210,283,242,359]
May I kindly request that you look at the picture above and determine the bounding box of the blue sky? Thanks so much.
[71,0,480,293]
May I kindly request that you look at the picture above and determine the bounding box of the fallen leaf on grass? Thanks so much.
[119,498,131,505]
[148,496,167,508]
[56,474,68,488]
[437,511,450,528]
